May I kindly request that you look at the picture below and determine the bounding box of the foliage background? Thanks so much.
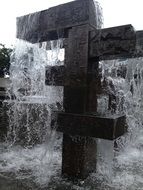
[0,44,12,77]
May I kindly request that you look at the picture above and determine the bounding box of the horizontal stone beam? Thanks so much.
[45,26,143,87]
[90,24,137,60]
[55,112,127,140]
[45,65,99,87]
[16,0,97,43]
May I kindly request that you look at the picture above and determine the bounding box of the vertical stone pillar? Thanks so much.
[62,25,97,179]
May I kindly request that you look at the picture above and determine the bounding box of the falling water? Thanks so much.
[91,57,143,190]
[54,57,143,190]
[0,1,143,190]
[0,38,64,188]
[5,39,63,147]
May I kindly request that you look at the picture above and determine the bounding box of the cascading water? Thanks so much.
[92,57,143,190]
[0,38,64,188]
[56,58,143,190]
[5,39,63,147]
[0,1,143,190]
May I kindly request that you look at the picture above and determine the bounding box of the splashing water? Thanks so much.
[0,1,143,190]
[93,57,143,190]
[1,48,142,189]
[5,39,63,147]
[0,38,64,188]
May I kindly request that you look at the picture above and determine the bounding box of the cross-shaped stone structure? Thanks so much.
[17,0,143,180]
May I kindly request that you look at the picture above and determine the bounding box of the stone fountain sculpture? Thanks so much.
[16,0,143,180]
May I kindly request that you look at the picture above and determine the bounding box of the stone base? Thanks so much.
[62,134,97,180]
[56,112,127,140]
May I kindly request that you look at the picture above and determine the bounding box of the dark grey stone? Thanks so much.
[56,112,127,140]
[90,24,136,60]
[16,0,97,43]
